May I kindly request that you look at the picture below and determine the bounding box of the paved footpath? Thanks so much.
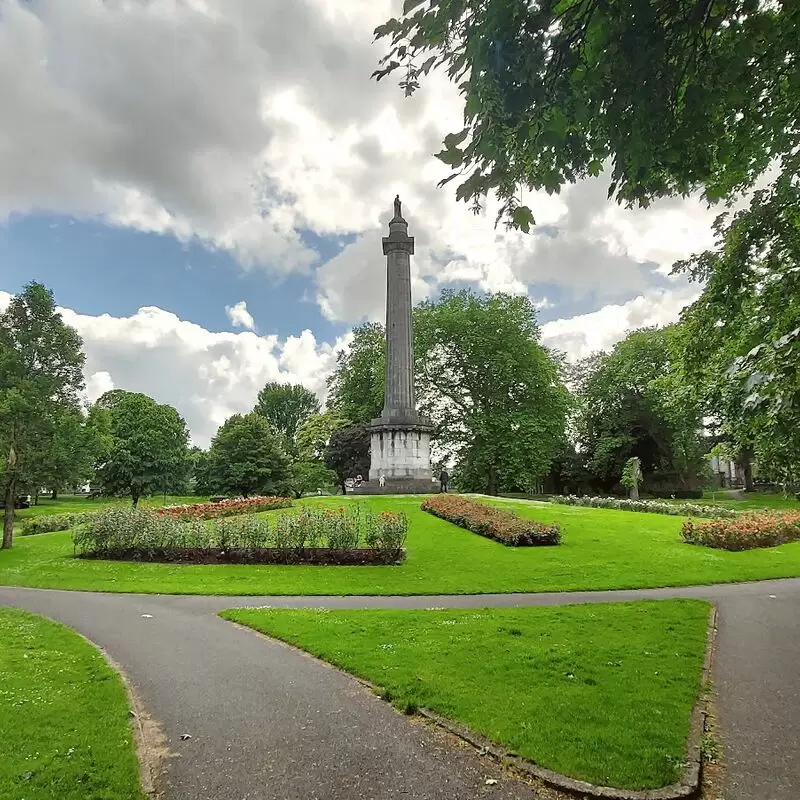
[1,579,799,800]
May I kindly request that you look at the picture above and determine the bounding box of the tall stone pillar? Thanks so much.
[353,197,435,494]
[382,208,416,420]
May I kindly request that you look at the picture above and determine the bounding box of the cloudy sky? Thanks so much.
[0,0,718,445]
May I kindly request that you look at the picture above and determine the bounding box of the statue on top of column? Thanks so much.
[393,195,402,219]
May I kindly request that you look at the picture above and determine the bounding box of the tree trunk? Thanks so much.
[2,477,16,549]
[741,450,754,492]
[51,488,58,500]
[131,489,140,508]
[34,488,40,506]
[487,466,498,496]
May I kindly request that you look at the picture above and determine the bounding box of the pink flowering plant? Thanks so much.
[156,496,292,521]
[682,510,800,551]
[421,494,561,546]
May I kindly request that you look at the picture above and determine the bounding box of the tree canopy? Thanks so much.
[89,390,190,507]
[253,381,320,453]
[374,0,800,226]
[0,282,85,547]
[576,326,708,494]
[207,412,291,498]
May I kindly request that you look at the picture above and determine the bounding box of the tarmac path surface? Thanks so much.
[2,578,798,800]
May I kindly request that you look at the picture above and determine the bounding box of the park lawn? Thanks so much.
[222,600,711,790]
[14,495,207,523]
[2,495,800,594]
[0,608,143,800]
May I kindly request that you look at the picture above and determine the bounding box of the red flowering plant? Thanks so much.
[421,494,561,546]
[156,496,292,522]
[682,510,800,551]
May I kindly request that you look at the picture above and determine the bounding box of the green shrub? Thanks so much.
[421,495,561,546]
[21,513,91,536]
[682,511,800,551]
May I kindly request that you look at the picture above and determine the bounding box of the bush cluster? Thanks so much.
[21,512,92,536]
[156,496,292,521]
[73,504,407,564]
[682,511,800,551]
[421,494,561,546]
[550,494,738,518]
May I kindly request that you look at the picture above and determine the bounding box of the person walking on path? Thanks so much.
[439,469,449,492]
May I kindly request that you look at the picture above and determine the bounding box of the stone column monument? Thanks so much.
[354,197,435,494]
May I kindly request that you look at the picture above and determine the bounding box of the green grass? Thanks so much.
[15,495,206,522]
[2,495,800,594]
[222,600,710,790]
[0,607,143,800]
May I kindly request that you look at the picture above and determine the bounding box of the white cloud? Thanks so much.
[0,291,343,447]
[0,0,721,326]
[225,300,256,331]
[541,286,701,361]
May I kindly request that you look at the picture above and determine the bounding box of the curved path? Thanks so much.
[1,578,798,800]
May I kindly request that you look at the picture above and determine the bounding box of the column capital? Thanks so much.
[382,234,415,255]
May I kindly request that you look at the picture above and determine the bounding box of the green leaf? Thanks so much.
[588,159,603,177]
[436,147,464,167]
[402,0,425,14]
[511,205,535,233]
[443,127,470,149]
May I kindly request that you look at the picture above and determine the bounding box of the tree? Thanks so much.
[296,411,351,462]
[324,425,371,493]
[206,413,291,498]
[326,323,386,424]
[578,327,707,494]
[89,391,190,507]
[253,382,320,454]
[676,159,800,488]
[415,290,569,494]
[287,461,339,498]
[373,1,799,226]
[0,283,85,547]
[24,406,96,500]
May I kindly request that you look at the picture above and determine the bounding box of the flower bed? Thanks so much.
[21,512,93,536]
[421,495,561,546]
[156,496,292,521]
[681,511,800,551]
[73,504,406,564]
[550,494,738,518]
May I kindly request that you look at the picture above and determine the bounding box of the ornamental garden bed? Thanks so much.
[551,494,737,518]
[72,505,407,565]
[155,495,292,520]
[421,494,560,546]
[682,510,800,551]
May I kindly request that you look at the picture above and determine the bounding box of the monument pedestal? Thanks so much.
[351,415,437,495]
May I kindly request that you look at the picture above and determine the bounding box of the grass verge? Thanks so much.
[0,607,143,800]
[221,599,710,790]
[2,495,800,594]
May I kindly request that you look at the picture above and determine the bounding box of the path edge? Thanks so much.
[78,634,167,799]
[419,604,718,800]
[222,603,718,800]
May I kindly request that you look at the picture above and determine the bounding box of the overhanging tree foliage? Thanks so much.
[676,157,800,486]
[374,0,800,226]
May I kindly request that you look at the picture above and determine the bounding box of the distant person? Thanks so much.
[355,474,363,487]
[379,475,386,488]
[439,470,449,493]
